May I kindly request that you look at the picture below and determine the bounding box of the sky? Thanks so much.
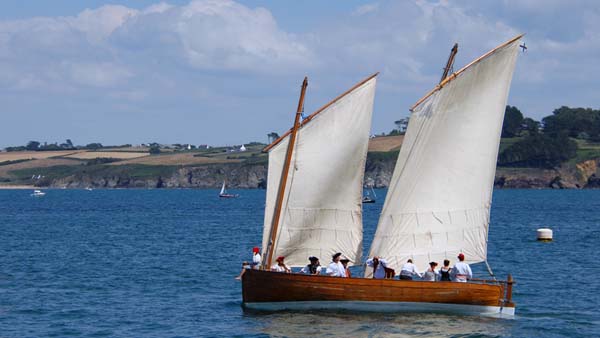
[1,0,599,148]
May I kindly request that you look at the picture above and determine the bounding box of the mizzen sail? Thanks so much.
[368,36,522,272]
[262,74,377,267]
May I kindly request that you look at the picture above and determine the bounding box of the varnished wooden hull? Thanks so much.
[241,269,515,317]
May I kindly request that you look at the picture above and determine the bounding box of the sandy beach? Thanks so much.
[0,185,36,189]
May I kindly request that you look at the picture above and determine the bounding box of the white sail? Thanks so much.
[220,181,226,195]
[262,75,377,267]
[368,37,521,272]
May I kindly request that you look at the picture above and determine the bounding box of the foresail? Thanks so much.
[368,37,521,272]
[262,75,377,267]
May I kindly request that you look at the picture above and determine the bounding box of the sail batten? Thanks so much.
[369,37,521,272]
[262,76,377,268]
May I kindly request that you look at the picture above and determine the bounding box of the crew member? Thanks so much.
[300,256,322,275]
[366,256,389,279]
[271,256,291,273]
[326,252,347,277]
[399,259,422,280]
[451,253,472,282]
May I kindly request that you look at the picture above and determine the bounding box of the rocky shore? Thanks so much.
[27,157,600,190]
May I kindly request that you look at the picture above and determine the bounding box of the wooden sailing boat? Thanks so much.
[219,180,239,198]
[242,35,523,317]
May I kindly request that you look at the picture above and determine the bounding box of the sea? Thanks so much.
[0,189,599,337]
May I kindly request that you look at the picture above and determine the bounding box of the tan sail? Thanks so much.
[262,74,378,267]
[368,35,523,272]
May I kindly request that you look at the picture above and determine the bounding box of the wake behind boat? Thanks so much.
[242,35,523,317]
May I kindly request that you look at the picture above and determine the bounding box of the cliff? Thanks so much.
[30,157,600,189]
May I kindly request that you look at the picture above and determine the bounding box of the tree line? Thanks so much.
[497,105,600,168]
[4,140,130,152]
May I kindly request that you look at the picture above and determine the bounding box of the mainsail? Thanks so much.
[368,36,522,272]
[262,74,378,267]
[220,181,226,195]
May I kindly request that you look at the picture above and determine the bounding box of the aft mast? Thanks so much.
[263,77,308,269]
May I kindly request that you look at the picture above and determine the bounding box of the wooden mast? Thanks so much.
[440,43,458,83]
[263,77,308,269]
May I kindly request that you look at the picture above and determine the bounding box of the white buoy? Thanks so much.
[537,228,553,241]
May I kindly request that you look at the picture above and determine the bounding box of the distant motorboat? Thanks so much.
[219,181,239,198]
[31,189,46,197]
[85,187,93,191]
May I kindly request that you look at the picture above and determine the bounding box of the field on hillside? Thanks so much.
[368,135,404,152]
[0,151,79,161]
[65,151,149,160]
[110,153,243,166]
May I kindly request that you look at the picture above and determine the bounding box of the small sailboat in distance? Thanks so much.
[362,185,377,204]
[31,189,46,197]
[219,180,239,198]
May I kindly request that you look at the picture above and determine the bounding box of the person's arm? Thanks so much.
[284,264,291,273]
[315,266,322,275]
[466,265,473,280]
[413,264,422,278]
[365,258,374,267]
[326,264,336,276]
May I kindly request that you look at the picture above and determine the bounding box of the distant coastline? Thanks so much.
[2,135,600,190]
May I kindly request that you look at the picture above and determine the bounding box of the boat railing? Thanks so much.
[470,275,515,306]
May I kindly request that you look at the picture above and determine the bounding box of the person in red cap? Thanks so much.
[271,256,291,273]
[451,253,472,282]
[252,247,262,270]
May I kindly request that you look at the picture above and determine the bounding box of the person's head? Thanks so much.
[276,256,285,265]
[444,259,450,267]
[407,259,413,263]
[252,247,260,254]
[372,256,379,264]
[458,253,465,261]
[332,252,342,263]
[429,262,438,269]
[309,256,319,265]
[340,258,350,267]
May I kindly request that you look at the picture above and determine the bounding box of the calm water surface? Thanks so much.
[0,189,599,337]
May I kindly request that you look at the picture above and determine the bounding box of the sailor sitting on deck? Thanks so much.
[366,256,390,279]
[451,253,472,282]
[300,256,322,275]
[326,252,347,277]
[271,256,291,273]
[340,257,352,278]
[421,261,439,281]
[399,259,422,280]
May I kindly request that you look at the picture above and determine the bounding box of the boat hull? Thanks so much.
[241,269,514,317]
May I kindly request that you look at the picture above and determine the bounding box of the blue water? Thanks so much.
[1,189,599,337]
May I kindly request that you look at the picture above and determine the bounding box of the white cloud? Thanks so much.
[0,0,599,147]
[353,3,379,16]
